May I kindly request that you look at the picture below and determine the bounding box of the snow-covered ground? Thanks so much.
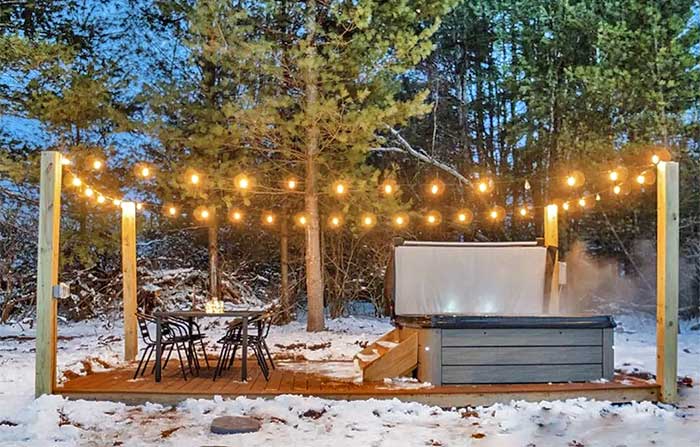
[0,313,698,446]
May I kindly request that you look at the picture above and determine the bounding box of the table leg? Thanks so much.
[241,316,248,381]
[155,315,162,382]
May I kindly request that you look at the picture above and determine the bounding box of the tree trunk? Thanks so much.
[208,209,219,300]
[303,0,325,332]
[280,215,291,321]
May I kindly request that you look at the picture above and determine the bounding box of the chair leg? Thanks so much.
[158,344,174,373]
[262,339,275,369]
[175,342,188,380]
[254,344,269,380]
[199,339,210,368]
[140,345,155,377]
[133,345,152,379]
[213,344,228,381]
[227,344,238,370]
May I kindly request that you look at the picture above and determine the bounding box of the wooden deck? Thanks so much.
[58,359,660,407]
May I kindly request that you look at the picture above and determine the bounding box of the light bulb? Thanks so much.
[136,203,143,210]
[490,210,498,219]
[578,198,586,207]
[84,188,94,197]
[287,179,297,189]
[613,185,621,195]
[636,174,645,184]
[478,182,487,193]
[96,195,105,204]
[141,167,150,177]
[92,160,102,170]
[430,184,439,194]
[384,184,393,194]
[200,209,210,219]
[596,193,601,201]
[265,214,274,224]
[231,210,243,222]
[113,199,121,206]
[562,202,570,211]
[61,157,71,166]
[519,207,527,216]
[190,173,200,185]
[239,178,249,189]
[71,177,82,187]
[609,171,619,181]
[168,206,177,216]
[566,176,576,187]
[651,154,660,165]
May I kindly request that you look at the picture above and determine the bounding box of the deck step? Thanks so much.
[353,328,418,382]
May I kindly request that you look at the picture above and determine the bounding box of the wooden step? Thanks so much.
[353,328,418,382]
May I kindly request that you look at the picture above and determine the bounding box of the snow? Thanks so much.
[0,313,698,446]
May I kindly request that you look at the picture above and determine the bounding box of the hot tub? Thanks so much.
[396,314,615,385]
[388,240,615,385]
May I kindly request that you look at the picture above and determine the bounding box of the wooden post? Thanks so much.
[121,201,138,361]
[544,204,560,314]
[656,161,679,403]
[35,151,62,397]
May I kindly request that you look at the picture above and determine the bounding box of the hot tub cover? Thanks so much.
[395,314,616,329]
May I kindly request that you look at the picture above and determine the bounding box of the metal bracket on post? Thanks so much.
[52,283,70,300]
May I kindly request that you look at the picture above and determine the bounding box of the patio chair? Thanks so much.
[213,317,271,381]
[133,313,191,380]
[167,315,211,369]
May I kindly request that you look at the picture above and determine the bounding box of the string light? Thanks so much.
[360,213,377,228]
[286,178,298,190]
[332,181,347,196]
[427,179,445,196]
[609,171,619,182]
[562,201,570,211]
[61,157,71,166]
[596,193,601,201]
[381,179,397,195]
[190,173,200,185]
[140,167,151,178]
[392,213,409,227]
[524,179,531,191]
[478,181,488,193]
[96,195,105,204]
[651,154,660,165]
[230,209,243,222]
[425,211,441,226]
[455,209,473,225]
[234,174,251,191]
[578,198,586,208]
[613,185,622,195]
[113,199,122,206]
[489,209,498,219]
[92,160,103,170]
[136,203,143,211]
[566,171,585,187]
[636,174,645,184]
[519,207,528,217]
[84,187,94,197]
[328,213,343,228]
[566,176,576,186]
[71,177,82,187]
[295,212,309,227]
[168,206,178,216]
[263,212,275,225]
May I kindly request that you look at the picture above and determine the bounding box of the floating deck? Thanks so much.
[57,359,659,407]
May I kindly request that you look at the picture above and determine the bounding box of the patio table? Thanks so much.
[153,309,266,382]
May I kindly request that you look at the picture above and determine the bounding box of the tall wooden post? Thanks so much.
[656,161,679,403]
[121,202,138,361]
[35,151,62,397]
[544,204,560,314]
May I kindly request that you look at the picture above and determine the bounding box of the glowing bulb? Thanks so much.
[566,176,576,187]
[113,199,121,206]
[190,173,200,185]
[396,216,404,225]
[136,203,143,210]
[458,213,467,222]
[478,182,488,193]
[490,210,498,219]
[562,201,570,211]
[613,185,621,195]
[609,171,619,181]
[230,210,243,222]
[71,177,82,187]
[596,193,601,201]
[361,214,376,227]
[430,184,439,194]
[265,214,274,224]
[287,179,297,189]
[334,182,346,195]
[84,188,94,197]
[201,209,210,219]
[384,184,393,194]
[578,198,586,207]
[428,215,436,223]
[364,217,372,225]
[92,160,103,170]
[651,154,660,165]
[61,157,71,166]
[168,206,177,216]
[299,216,307,225]
[332,217,339,225]
[140,167,150,177]
[239,177,249,189]
[519,207,528,217]
[636,174,645,184]
[96,195,105,204]
[524,180,531,191]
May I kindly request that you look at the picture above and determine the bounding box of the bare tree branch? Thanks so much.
[370,127,471,185]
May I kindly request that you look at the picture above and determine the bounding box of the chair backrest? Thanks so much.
[136,313,153,343]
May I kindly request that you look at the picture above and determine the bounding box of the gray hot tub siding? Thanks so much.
[396,315,615,385]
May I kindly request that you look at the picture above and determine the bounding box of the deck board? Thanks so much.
[58,359,660,407]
